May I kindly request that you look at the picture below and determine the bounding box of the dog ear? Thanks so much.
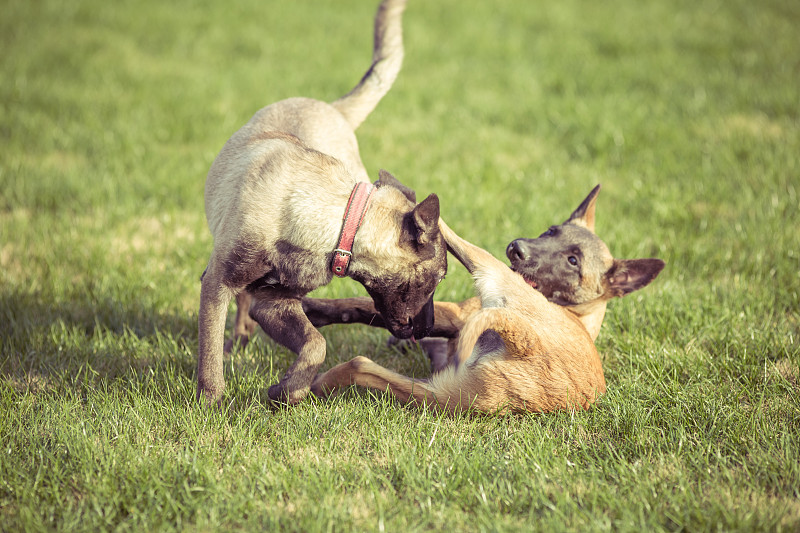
[411,194,440,245]
[375,169,416,203]
[605,258,665,298]
[565,184,601,232]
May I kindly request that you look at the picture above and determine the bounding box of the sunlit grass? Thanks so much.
[1,0,799,530]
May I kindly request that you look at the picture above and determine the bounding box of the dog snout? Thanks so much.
[390,319,415,340]
[507,240,529,262]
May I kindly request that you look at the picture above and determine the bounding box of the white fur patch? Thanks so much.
[473,271,507,308]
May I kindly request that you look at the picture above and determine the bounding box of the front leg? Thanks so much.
[250,294,327,405]
[302,296,470,338]
[302,296,386,329]
[197,265,234,405]
[303,296,474,373]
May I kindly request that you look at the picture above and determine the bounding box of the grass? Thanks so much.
[2,0,799,530]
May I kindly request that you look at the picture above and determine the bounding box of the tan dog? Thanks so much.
[309,187,664,414]
[198,0,448,406]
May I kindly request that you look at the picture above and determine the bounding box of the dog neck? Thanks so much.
[346,187,409,272]
[331,182,375,277]
[564,299,608,341]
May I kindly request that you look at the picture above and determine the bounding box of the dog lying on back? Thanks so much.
[309,186,665,413]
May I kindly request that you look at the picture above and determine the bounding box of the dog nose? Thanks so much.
[506,240,528,262]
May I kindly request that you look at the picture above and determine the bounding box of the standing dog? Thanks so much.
[198,0,448,406]
[309,186,665,413]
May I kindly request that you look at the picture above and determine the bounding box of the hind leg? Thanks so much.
[224,291,259,353]
[311,356,434,406]
[438,220,509,276]
[197,262,235,405]
[439,220,537,309]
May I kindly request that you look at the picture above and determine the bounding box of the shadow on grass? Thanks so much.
[0,287,199,392]
[0,286,303,412]
[0,287,445,412]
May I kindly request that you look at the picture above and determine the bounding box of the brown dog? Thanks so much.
[198,0,448,406]
[309,186,665,413]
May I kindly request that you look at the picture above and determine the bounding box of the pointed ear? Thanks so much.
[605,258,665,298]
[565,184,601,232]
[375,169,416,203]
[411,194,440,245]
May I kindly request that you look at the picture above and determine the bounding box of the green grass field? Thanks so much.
[2,0,799,530]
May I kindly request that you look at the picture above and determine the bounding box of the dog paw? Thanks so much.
[223,339,235,354]
[196,395,224,410]
[223,335,251,354]
[268,383,309,405]
[309,379,329,398]
[196,380,225,408]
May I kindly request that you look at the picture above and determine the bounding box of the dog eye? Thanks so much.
[541,227,556,237]
[568,256,578,266]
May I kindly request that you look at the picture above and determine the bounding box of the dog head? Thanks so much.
[349,170,447,339]
[506,185,664,307]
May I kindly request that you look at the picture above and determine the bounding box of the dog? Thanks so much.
[197,0,448,406]
[309,186,665,414]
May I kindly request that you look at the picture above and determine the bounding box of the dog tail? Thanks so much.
[331,0,407,130]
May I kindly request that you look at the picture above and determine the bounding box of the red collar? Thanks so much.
[332,182,375,277]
